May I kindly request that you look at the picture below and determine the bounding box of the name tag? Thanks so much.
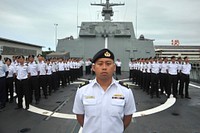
[112,94,124,100]
[85,96,95,99]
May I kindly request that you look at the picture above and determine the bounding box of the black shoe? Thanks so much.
[185,96,191,99]
[45,96,48,99]
[25,106,29,110]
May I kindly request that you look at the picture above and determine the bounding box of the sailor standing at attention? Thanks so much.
[73,49,136,133]
[5,58,16,103]
[0,55,8,109]
[160,57,169,95]
[85,58,92,75]
[28,55,40,104]
[15,55,30,110]
[37,54,48,99]
[180,56,191,99]
[167,56,178,98]
[115,58,122,75]
[150,57,161,98]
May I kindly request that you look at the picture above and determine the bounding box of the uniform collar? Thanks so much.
[92,77,117,91]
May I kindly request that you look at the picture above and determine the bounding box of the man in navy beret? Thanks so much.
[73,48,136,133]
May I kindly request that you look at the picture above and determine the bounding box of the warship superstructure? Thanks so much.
[56,0,155,71]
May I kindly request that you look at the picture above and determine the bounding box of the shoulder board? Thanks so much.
[78,81,90,89]
[118,81,129,89]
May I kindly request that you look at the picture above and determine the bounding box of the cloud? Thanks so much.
[0,0,199,51]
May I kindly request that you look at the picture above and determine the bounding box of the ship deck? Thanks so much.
[0,72,200,133]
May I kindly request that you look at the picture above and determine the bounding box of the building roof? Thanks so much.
[47,52,69,56]
[154,45,200,49]
[0,37,43,48]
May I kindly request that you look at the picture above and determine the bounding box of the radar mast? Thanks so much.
[91,0,125,21]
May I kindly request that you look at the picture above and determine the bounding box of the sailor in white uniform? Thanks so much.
[167,56,178,98]
[180,56,191,99]
[73,49,136,133]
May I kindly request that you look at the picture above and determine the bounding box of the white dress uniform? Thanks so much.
[28,61,38,76]
[160,62,169,94]
[0,60,9,108]
[167,62,178,97]
[73,78,136,133]
[16,64,29,80]
[38,61,47,76]
[180,62,192,98]
[28,61,39,103]
[7,65,16,78]
[181,63,191,75]
[85,60,92,75]
[37,61,48,98]
[15,63,30,109]
[168,62,178,75]
[150,61,160,98]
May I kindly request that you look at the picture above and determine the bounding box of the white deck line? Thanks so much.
[22,79,200,133]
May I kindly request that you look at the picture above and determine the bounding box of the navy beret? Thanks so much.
[92,49,114,63]
[28,55,35,58]
[37,54,43,58]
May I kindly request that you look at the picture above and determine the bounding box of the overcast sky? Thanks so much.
[0,0,200,51]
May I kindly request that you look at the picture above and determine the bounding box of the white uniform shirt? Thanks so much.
[151,61,160,74]
[65,62,70,71]
[16,64,29,80]
[85,60,92,67]
[38,61,47,75]
[0,61,8,77]
[177,62,182,73]
[69,61,74,69]
[73,78,136,133]
[146,63,151,73]
[51,62,57,72]
[46,64,52,75]
[76,62,81,69]
[79,60,84,66]
[168,62,178,75]
[129,62,133,70]
[181,63,191,75]
[160,62,168,74]
[142,63,146,73]
[140,63,144,72]
[115,61,122,67]
[58,62,65,71]
[7,65,16,78]
[28,62,38,76]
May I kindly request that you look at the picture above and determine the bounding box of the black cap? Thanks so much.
[92,49,114,63]
[37,54,43,58]
[28,55,35,58]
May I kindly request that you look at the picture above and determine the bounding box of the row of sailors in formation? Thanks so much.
[85,58,122,75]
[128,56,191,99]
[0,54,86,110]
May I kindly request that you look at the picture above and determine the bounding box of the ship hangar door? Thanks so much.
[125,49,137,59]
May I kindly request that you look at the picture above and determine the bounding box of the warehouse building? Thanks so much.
[0,37,42,59]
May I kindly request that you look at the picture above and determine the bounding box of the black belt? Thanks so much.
[182,73,189,76]
[31,76,38,77]
[17,78,28,81]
